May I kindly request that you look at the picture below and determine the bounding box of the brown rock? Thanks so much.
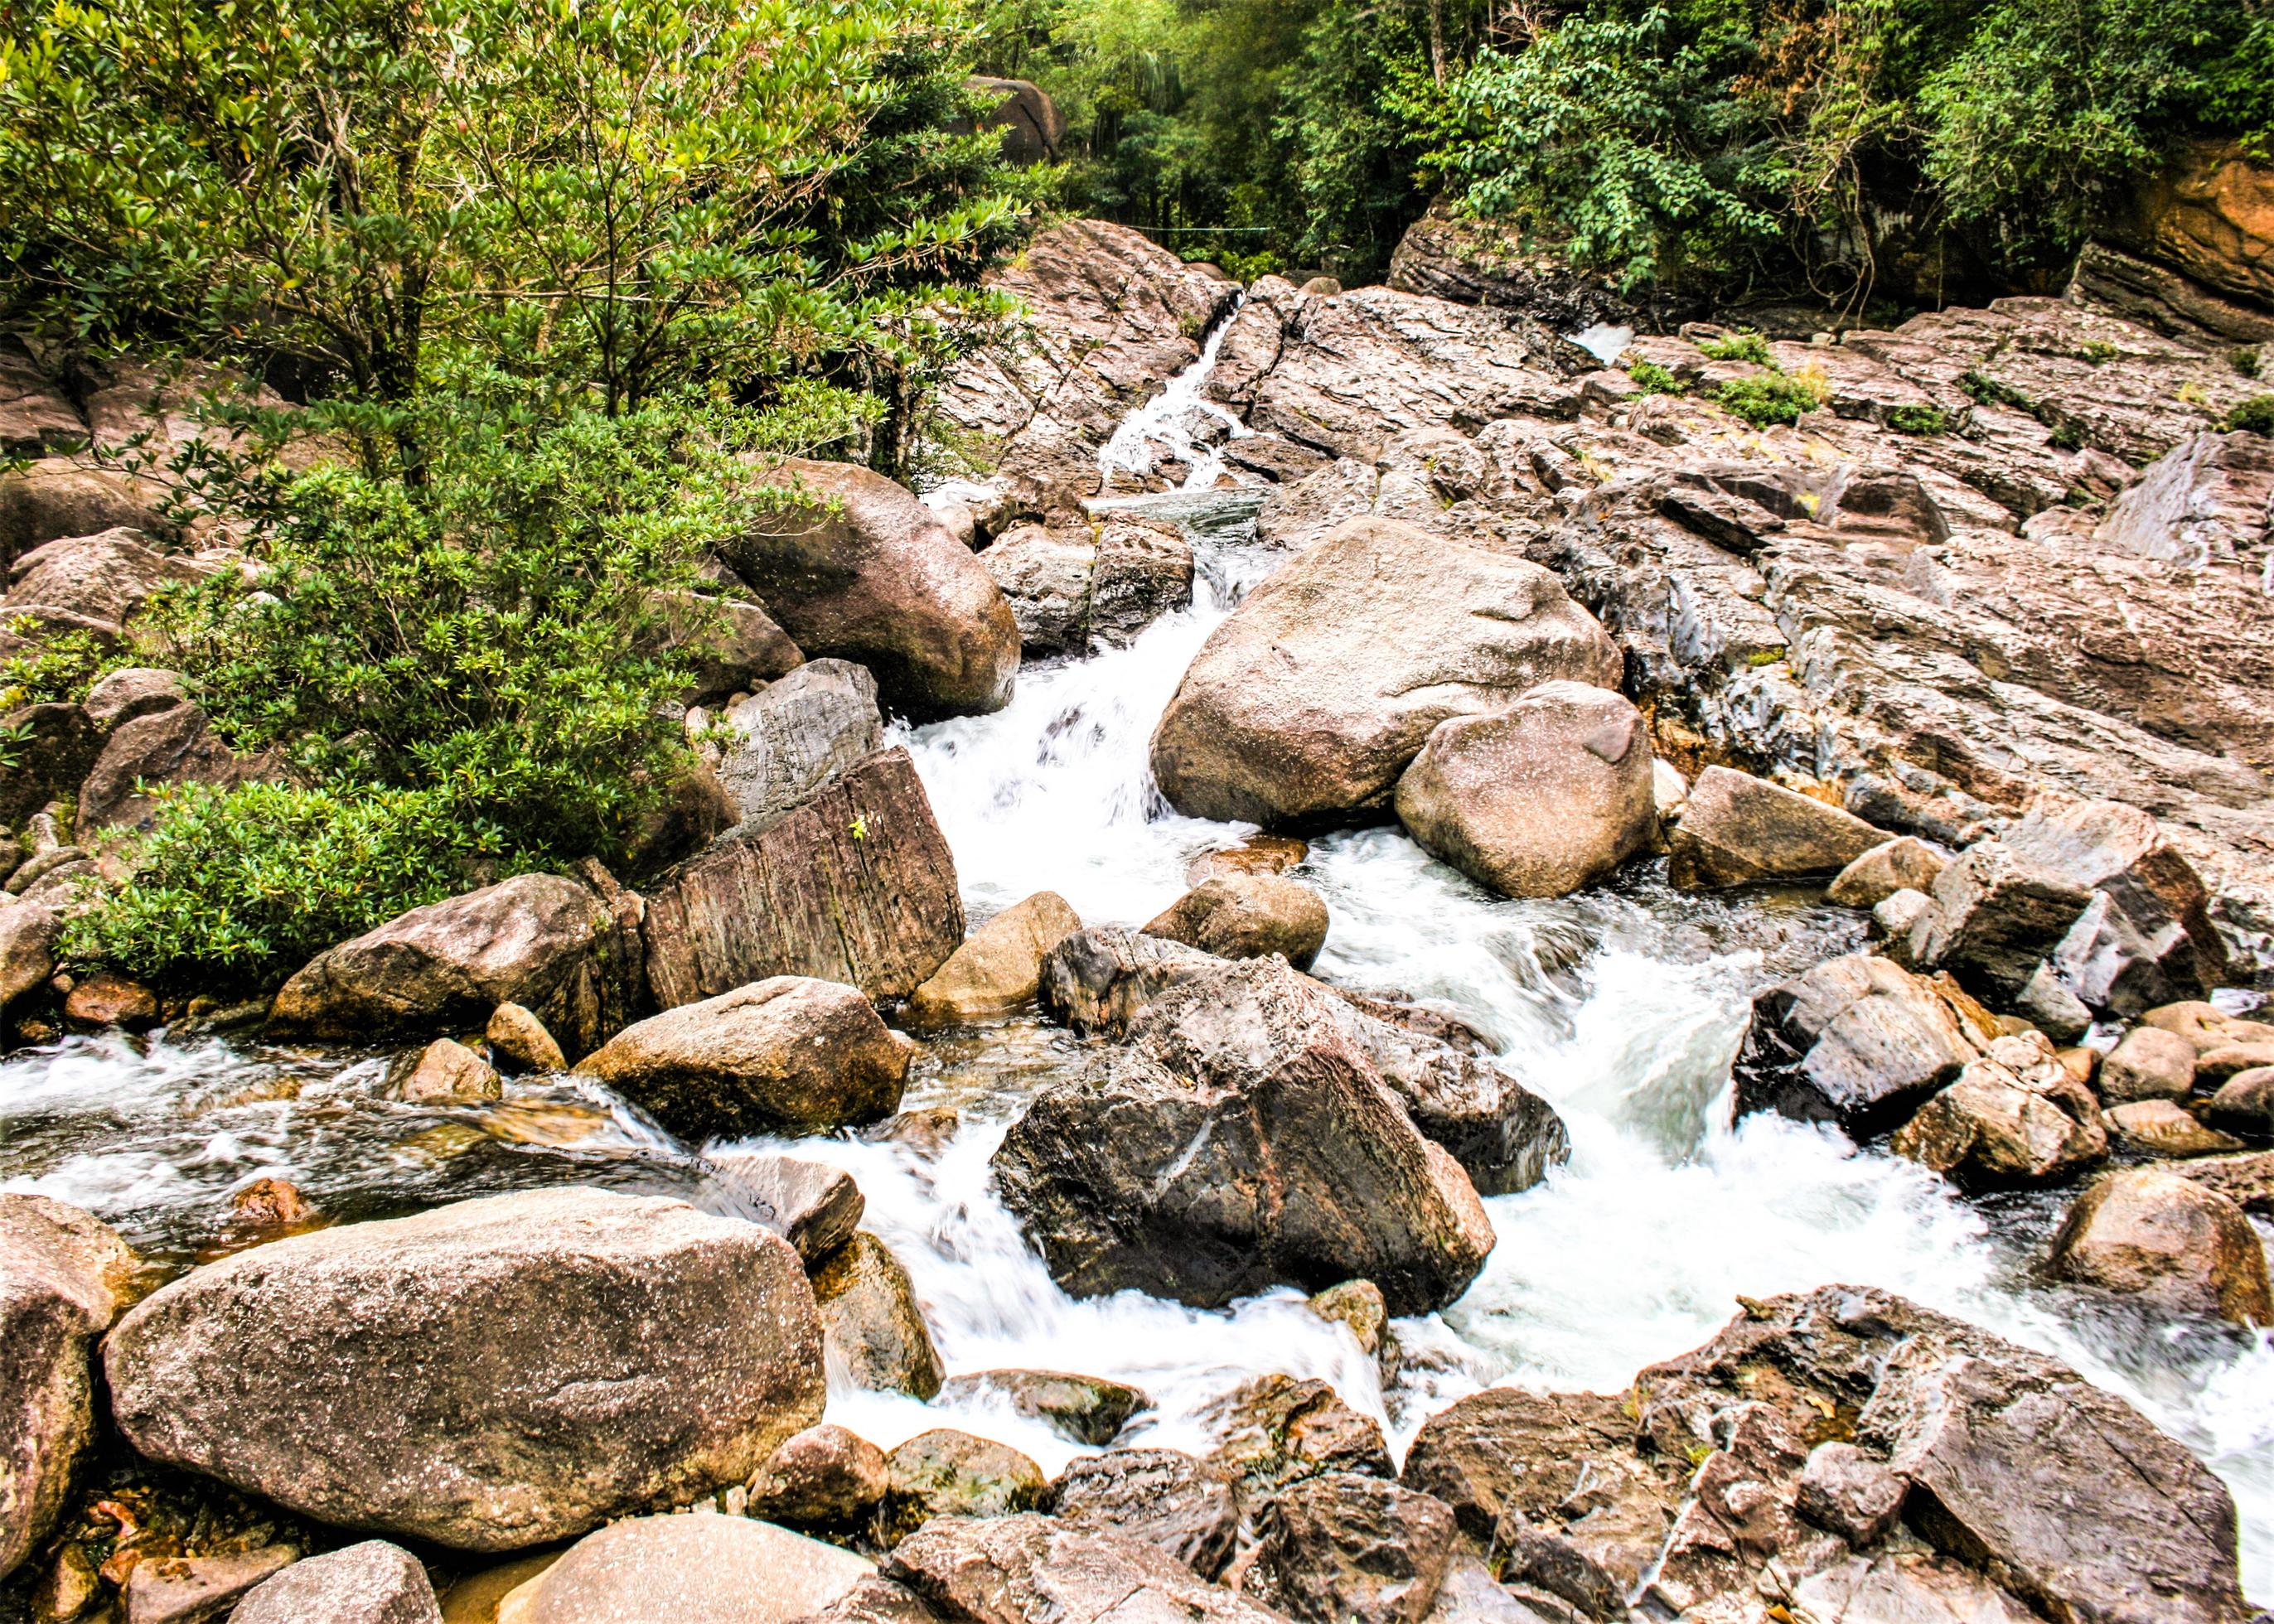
[0,458,161,568]
[707,1150,866,1264]
[484,1003,566,1074]
[123,1545,296,1624]
[0,897,62,1009]
[881,1514,1280,1624]
[965,75,1065,165]
[1042,1450,1241,1578]
[2103,1099,2247,1158]
[228,1177,317,1236]
[1232,1472,1457,1624]
[936,1370,1148,1447]
[1185,836,1309,886]
[1308,1279,1387,1355]
[746,1423,890,1531]
[2141,1001,2274,1056]
[2101,1024,2201,1103]
[2109,138,2274,310]
[1891,1033,2109,1187]
[494,1512,871,1624]
[1793,1441,1904,1547]
[2050,1166,2273,1325]
[1034,926,1218,1038]
[878,1431,1046,1546]
[80,666,186,730]
[1826,836,1948,908]
[1203,1375,1392,1498]
[2199,1041,2274,1082]
[394,1038,503,1106]
[1734,952,1985,1136]
[810,1232,944,1400]
[907,891,1082,1025]
[2204,1067,2274,1138]
[1141,873,1329,969]
[1667,766,1883,888]
[75,703,277,839]
[60,969,158,1032]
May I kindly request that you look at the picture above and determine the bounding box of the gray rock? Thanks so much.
[1037,926,1220,1037]
[2102,1098,2246,1158]
[494,1512,871,1624]
[708,1150,866,1264]
[1042,1449,1241,1578]
[1827,836,1947,908]
[229,1542,441,1624]
[126,1546,296,1624]
[810,1232,943,1400]
[1891,1032,2109,1187]
[75,701,275,839]
[2,527,170,640]
[982,524,1091,653]
[1793,1441,1904,1547]
[647,586,804,702]
[0,897,62,1009]
[104,1190,825,1551]
[937,1370,1148,1446]
[966,76,1065,165]
[804,1576,947,1624]
[882,1514,1285,1624]
[1086,515,1194,646]
[1734,953,1987,1136]
[80,666,186,730]
[1231,1472,1457,1624]
[712,660,883,826]
[1141,874,1329,969]
[1789,1553,2039,1624]
[878,1433,1045,1547]
[1666,766,1883,888]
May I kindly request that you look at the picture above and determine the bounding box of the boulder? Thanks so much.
[124,1546,296,1624]
[575,977,908,1140]
[1666,766,1883,888]
[493,1512,871,1624]
[1041,1450,1241,1578]
[2100,1023,2199,1103]
[0,343,85,458]
[2107,138,2274,311]
[708,1150,866,1264]
[1793,1442,1904,1548]
[0,1196,133,1580]
[878,1433,1046,1547]
[2049,1167,2273,1324]
[0,459,162,568]
[271,873,636,1059]
[1141,874,1329,969]
[2095,429,2274,570]
[746,1423,891,1532]
[646,586,804,703]
[980,518,1193,655]
[1733,953,1986,1137]
[711,660,884,827]
[230,1541,442,1624]
[1393,681,1656,899]
[642,747,965,1007]
[2204,1067,2274,1137]
[994,959,1497,1315]
[75,700,278,839]
[731,458,1018,719]
[804,1576,946,1624]
[1202,1375,1393,1498]
[80,665,186,730]
[1035,926,1218,1037]
[1826,836,1947,908]
[104,1189,825,1551]
[485,1003,566,1074]
[393,1037,503,1106]
[0,897,62,1008]
[0,702,99,829]
[1149,517,1622,825]
[966,76,1065,165]
[2103,1099,2247,1158]
[1231,1473,1457,1624]
[1891,1032,2109,1187]
[810,1232,944,1400]
[937,1370,1148,1447]
[1186,836,1309,886]
[2140,1000,2274,1056]
[1386,203,1647,330]
[1087,515,1196,646]
[884,1515,1284,1624]
[2199,1040,2274,1082]
[60,967,159,1031]
[2,527,175,640]
[980,524,1091,653]
[907,892,1082,1025]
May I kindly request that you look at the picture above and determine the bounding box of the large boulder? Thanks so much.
[103,1190,825,1551]
[1231,1473,1457,1624]
[1733,953,1987,1137]
[494,1512,872,1624]
[994,958,1497,1316]
[0,897,63,1010]
[982,516,1193,655]
[1041,1449,1241,1579]
[271,872,638,1058]
[0,1196,133,1581]
[1889,1032,2109,1187]
[75,699,278,838]
[642,747,965,1006]
[2,527,180,640]
[707,1150,866,1264]
[1149,517,1622,825]
[2107,138,2274,311]
[709,660,883,827]
[0,459,162,568]
[1394,681,1656,899]
[879,1433,1047,1547]
[2048,1166,2273,1325]
[882,1515,1287,1624]
[907,891,1083,1025]
[731,458,1018,719]
[965,76,1065,165]
[230,1541,443,1624]
[1141,874,1329,970]
[1666,766,1884,888]
[1036,926,1218,1037]
[575,977,909,1139]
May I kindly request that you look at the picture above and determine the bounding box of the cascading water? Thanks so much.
[1094,296,1253,493]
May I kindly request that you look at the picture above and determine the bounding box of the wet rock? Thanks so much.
[730,458,1018,719]
[104,1189,825,1551]
[907,891,1082,1025]
[1150,516,1622,826]
[1643,1401,1827,1616]
[810,1231,944,1400]
[2096,429,2274,570]
[393,1037,502,1106]
[1666,766,1883,889]
[1826,836,1947,908]
[995,958,1497,1315]
[2169,1149,2274,1216]
[1142,874,1329,969]
[2204,1067,2274,1138]
[803,1574,948,1624]
[1036,926,1219,1037]
[878,1433,1046,1546]
[123,1545,295,1624]
[1793,1441,1904,1547]
[981,524,1092,653]
[576,976,908,1139]
[271,872,636,1058]
[75,702,278,839]
[708,1150,865,1264]
[1186,836,1309,886]
[1231,1472,1457,1624]
[883,1513,1283,1624]
[711,660,883,827]
[864,1106,962,1159]
[1041,1449,1241,1578]
[2101,1023,2201,1103]
[2049,1166,2274,1324]
[1734,953,1986,1137]
[60,968,158,1032]
[484,1003,566,1075]
[2200,1040,2274,1082]
[1203,1375,1393,1498]
[938,1370,1147,1447]
[0,1195,133,1579]
[2103,1098,2247,1158]
[1891,1032,2108,1187]
[230,1540,441,1624]
[0,896,62,1009]
[1086,515,1195,646]
[1308,1279,1387,1355]
[642,747,965,1007]
[229,1177,317,1236]
[1393,682,1656,900]
[745,1423,890,1532]
[495,1511,871,1624]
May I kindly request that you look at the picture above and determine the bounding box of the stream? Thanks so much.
[2,340,2270,1601]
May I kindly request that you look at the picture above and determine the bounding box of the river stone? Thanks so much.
[2010,799,2228,1013]
[878,1432,1046,1547]
[1826,836,1948,908]
[230,1541,441,1624]
[393,1037,502,1106]
[0,1195,133,1581]
[708,1150,865,1264]
[103,1189,825,1551]
[270,873,636,1058]
[1036,926,1220,1037]
[2199,1041,2274,1083]
[1891,1032,2108,1187]
[1141,874,1330,969]
[575,977,908,1140]
[1734,953,1986,1137]
[883,1514,1285,1624]
[1789,1552,2040,1624]
[1150,516,1622,825]
[810,1231,944,1400]
[2100,1023,2199,1103]
[2049,1166,2274,1324]
[1309,1279,1388,1355]
[713,660,884,827]
[907,891,1083,1024]
[746,1423,891,1531]
[1665,766,1882,888]
[1041,1450,1241,1578]
[495,1512,871,1624]
[485,1003,566,1075]
[1394,681,1657,900]
[1231,1472,1457,1624]
[2102,1099,2247,1158]
[0,896,60,1009]
[2204,1068,2274,1137]
[125,1546,297,1624]
[60,967,159,1032]
[937,1370,1148,1447]
[2140,1001,2274,1056]
[731,457,1018,719]
[994,958,1496,1315]
[641,748,965,1006]
[1088,515,1195,646]
[1203,1375,1393,1498]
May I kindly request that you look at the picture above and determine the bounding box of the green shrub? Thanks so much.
[63,782,476,988]
[2078,341,2119,365]
[1885,404,1952,436]
[1628,360,1689,395]
[2222,395,2274,435]
[2235,348,2263,379]
[1715,368,1827,428]
[1697,331,1772,365]
[0,623,117,709]
[1960,370,2031,410]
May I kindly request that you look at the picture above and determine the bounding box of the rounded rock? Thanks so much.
[2049,1167,2273,1325]
[1141,874,1329,969]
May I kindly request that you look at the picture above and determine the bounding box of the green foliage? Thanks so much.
[1714,365,1829,426]
[1698,331,1773,365]
[2233,348,2264,379]
[2078,341,2120,365]
[1628,360,1689,394]
[2222,394,2274,435]
[1885,403,1952,435]
[1961,369,2032,409]
[62,781,471,989]
[0,621,115,708]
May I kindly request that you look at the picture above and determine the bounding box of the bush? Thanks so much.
[62,782,474,989]
[2223,395,2274,435]
[1886,404,1952,435]
[1715,366,1827,427]
[1628,360,1689,395]
[0,623,116,709]
[1697,331,1772,365]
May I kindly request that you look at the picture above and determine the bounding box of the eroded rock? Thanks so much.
[2049,1166,2273,1324]
[1142,874,1329,969]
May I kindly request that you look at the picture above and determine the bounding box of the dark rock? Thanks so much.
[0,343,85,458]
[878,1432,1046,1547]
[1231,1472,1458,1624]
[1387,204,1647,331]
[0,459,162,568]
[75,701,277,839]
[2205,1067,2274,1138]
[229,1541,442,1624]
[745,1423,891,1532]
[647,586,804,703]
[1042,1449,1241,1578]
[707,1149,866,1264]
[1734,953,1986,1137]
[1036,924,1221,1037]
[937,1370,1148,1446]
[1203,1375,1393,1498]
[810,1231,944,1400]
[1142,874,1330,969]
[0,703,99,829]
[805,1575,948,1624]
[966,76,1065,165]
